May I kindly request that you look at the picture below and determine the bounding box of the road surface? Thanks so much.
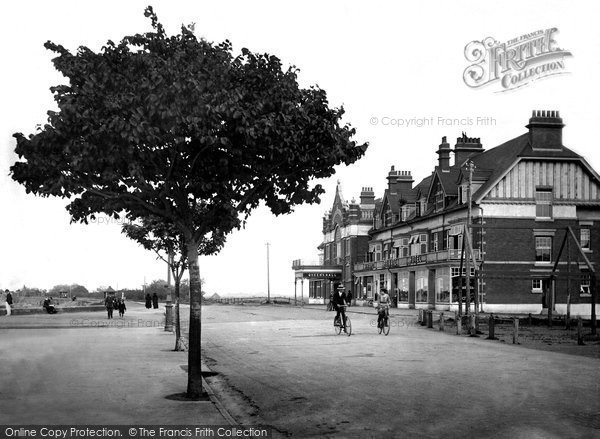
[201,305,600,438]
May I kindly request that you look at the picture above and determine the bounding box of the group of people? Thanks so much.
[331,285,392,332]
[104,296,127,319]
[145,292,159,310]
[3,289,13,316]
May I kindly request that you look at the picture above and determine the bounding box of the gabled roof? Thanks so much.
[381,189,401,215]
[437,167,461,196]
[414,174,433,199]
[471,133,586,202]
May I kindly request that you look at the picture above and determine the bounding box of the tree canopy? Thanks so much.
[11,6,367,398]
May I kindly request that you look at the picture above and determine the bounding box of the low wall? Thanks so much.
[0,305,106,316]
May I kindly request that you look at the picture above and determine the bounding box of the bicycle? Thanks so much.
[333,305,352,336]
[377,308,390,336]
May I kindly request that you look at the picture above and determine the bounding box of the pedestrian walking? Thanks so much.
[4,289,12,316]
[346,290,353,307]
[152,292,159,309]
[145,293,152,309]
[118,299,127,318]
[105,296,114,319]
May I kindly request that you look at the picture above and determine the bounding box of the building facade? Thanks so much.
[292,182,374,304]
[294,111,600,316]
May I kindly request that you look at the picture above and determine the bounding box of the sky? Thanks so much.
[1,0,600,296]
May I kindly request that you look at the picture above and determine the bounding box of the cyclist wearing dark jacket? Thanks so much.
[333,286,347,331]
[377,288,391,328]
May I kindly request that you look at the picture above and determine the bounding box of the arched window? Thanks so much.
[335,227,342,262]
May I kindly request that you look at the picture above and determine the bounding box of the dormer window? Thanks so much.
[434,182,445,212]
[401,203,416,221]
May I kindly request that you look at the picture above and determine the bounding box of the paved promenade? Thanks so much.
[0,302,231,426]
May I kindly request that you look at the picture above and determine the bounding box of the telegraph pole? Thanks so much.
[266,242,271,304]
[467,160,478,317]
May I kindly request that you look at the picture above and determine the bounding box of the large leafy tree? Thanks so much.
[11,7,367,398]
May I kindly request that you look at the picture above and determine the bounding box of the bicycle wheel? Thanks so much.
[383,316,390,336]
[345,316,352,336]
[334,316,342,335]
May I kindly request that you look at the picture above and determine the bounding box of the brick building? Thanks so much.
[294,111,599,316]
[292,181,374,304]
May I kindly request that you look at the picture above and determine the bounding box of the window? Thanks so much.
[580,273,591,296]
[535,188,553,218]
[401,238,409,257]
[401,203,416,221]
[397,274,409,302]
[435,191,444,212]
[383,243,390,260]
[581,228,590,250]
[460,185,468,204]
[416,276,428,302]
[420,234,428,254]
[345,239,351,256]
[432,232,439,252]
[535,236,552,262]
[451,267,475,277]
[384,207,394,226]
[410,235,421,256]
[532,279,543,293]
[436,277,450,303]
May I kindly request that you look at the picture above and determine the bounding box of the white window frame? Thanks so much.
[535,236,552,263]
[531,279,543,294]
[580,273,591,296]
[535,188,553,219]
[581,228,591,251]
[451,267,475,277]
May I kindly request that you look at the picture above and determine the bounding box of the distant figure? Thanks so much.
[145,293,152,309]
[152,292,159,309]
[105,296,114,319]
[43,297,57,314]
[346,290,353,306]
[5,289,13,316]
[327,292,334,311]
[118,300,127,318]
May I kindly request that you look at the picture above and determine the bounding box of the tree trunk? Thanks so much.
[174,275,185,352]
[185,234,204,398]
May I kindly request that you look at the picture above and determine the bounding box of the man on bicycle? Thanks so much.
[377,288,391,329]
[333,285,347,332]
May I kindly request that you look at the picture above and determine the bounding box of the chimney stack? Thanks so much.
[437,136,451,170]
[387,166,414,195]
[360,187,375,205]
[454,133,484,166]
[526,110,564,149]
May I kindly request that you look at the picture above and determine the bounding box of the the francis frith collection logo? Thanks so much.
[463,28,572,92]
